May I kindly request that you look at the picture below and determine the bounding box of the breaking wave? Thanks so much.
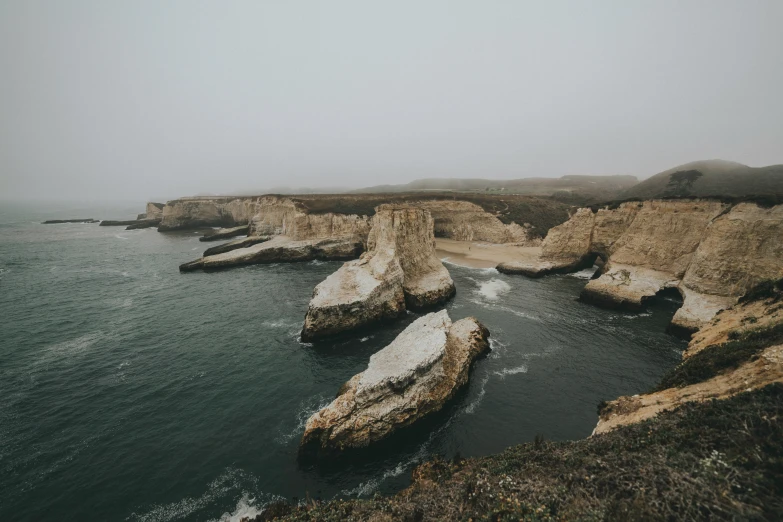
[474,279,511,301]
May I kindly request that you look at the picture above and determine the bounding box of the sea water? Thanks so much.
[0,202,685,521]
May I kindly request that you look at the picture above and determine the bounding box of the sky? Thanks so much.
[1,1,782,201]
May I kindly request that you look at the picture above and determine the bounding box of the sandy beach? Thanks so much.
[435,238,541,269]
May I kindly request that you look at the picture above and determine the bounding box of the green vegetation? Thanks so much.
[653,322,783,392]
[619,159,783,200]
[653,278,783,392]
[259,385,783,521]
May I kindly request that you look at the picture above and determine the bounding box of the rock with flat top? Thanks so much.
[300,311,489,453]
[301,206,455,341]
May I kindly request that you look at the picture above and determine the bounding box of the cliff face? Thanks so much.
[157,195,542,245]
[301,206,455,341]
[406,200,539,244]
[595,280,783,435]
[502,199,783,332]
[300,311,489,453]
[158,197,265,231]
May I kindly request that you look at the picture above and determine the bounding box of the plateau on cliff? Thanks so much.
[300,206,456,341]
[300,310,490,454]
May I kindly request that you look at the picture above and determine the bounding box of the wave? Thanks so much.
[276,395,333,445]
[474,279,511,301]
[114,235,128,240]
[463,373,490,414]
[128,468,277,522]
[568,266,599,280]
[467,299,542,322]
[494,365,528,378]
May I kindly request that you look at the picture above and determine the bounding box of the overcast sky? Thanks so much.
[1,1,781,201]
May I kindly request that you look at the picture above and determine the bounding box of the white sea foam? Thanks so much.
[488,337,508,359]
[37,332,104,366]
[568,266,599,280]
[129,468,267,522]
[276,395,333,444]
[475,279,511,301]
[114,235,128,240]
[463,373,490,414]
[494,365,528,378]
[340,444,429,498]
[467,299,542,322]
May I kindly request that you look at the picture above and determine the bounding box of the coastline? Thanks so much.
[435,238,540,269]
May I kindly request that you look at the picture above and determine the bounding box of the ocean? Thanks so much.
[0,201,685,521]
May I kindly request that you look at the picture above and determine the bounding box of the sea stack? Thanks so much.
[300,206,456,341]
[300,311,489,454]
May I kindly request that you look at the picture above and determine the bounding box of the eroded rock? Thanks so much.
[179,236,362,272]
[301,207,455,340]
[199,225,249,242]
[300,311,489,453]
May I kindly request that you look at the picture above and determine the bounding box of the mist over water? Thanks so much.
[0,202,685,521]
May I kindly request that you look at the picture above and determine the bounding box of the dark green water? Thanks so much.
[0,202,686,521]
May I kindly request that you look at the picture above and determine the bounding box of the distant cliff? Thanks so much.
[155,194,567,244]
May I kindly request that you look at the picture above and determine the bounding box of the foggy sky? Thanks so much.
[1,1,781,201]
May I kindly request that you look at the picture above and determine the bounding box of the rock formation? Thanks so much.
[178,200,371,272]
[199,225,249,242]
[406,200,540,244]
[594,279,783,435]
[500,199,783,333]
[125,219,162,230]
[497,208,595,276]
[179,236,362,272]
[136,202,164,220]
[201,236,271,257]
[42,219,98,224]
[301,206,456,341]
[300,311,489,453]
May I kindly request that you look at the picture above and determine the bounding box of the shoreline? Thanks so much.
[435,238,541,269]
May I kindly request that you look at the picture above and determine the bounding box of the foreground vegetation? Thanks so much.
[256,385,783,521]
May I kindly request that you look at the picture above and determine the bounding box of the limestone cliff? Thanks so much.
[300,311,489,453]
[158,195,542,245]
[497,208,595,276]
[595,279,783,435]
[405,200,539,244]
[301,206,456,341]
[501,198,783,332]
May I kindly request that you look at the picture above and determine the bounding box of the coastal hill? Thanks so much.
[619,159,783,199]
[354,174,638,202]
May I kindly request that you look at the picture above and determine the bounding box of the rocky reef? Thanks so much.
[42,218,98,224]
[301,206,455,341]
[179,236,362,272]
[500,199,783,333]
[300,311,489,453]
[199,225,249,242]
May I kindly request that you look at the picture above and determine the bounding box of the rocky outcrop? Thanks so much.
[201,236,271,257]
[137,202,164,220]
[501,198,783,332]
[199,225,249,242]
[594,280,783,435]
[179,236,362,272]
[301,207,455,341]
[300,311,489,453]
[42,219,98,224]
[497,208,595,276]
[125,219,162,230]
[406,200,540,244]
